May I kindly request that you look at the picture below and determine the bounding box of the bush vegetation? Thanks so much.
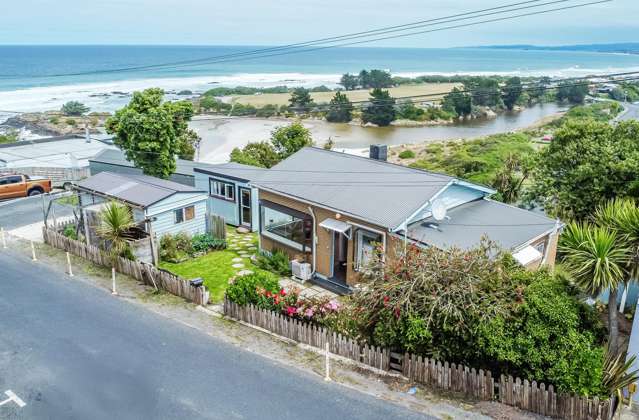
[160,232,226,263]
[255,249,292,276]
[61,101,90,116]
[398,150,415,159]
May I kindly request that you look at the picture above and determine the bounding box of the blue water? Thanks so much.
[2,45,639,92]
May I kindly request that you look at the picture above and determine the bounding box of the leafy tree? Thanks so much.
[271,121,313,159]
[466,77,502,107]
[96,201,135,265]
[609,87,627,102]
[199,96,219,111]
[362,88,396,127]
[397,102,425,121]
[367,69,393,89]
[556,81,590,104]
[358,70,370,89]
[340,73,359,90]
[528,76,551,102]
[288,88,314,113]
[61,101,90,116]
[176,129,200,161]
[559,222,629,353]
[525,120,639,220]
[442,88,472,117]
[325,92,354,123]
[503,77,523,110]
[105,88,200,178]
[229,141,280,168]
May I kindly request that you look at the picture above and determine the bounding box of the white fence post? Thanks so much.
[325,342,331,382]
[111,267,117,295]
[66,252,74,277]
[31,241,37,261]
[0,227,6,249]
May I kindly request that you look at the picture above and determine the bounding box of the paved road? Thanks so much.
[0,252,433,420]
[0,193,73,230]
[617,102,639,122]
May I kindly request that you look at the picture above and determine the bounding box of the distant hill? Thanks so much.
[473,43,639,55]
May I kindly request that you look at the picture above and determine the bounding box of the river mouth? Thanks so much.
[191,103,566,163]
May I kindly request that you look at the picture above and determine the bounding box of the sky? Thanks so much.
[0,0,637,47]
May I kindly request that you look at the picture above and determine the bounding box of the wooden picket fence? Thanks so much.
[42,227,210,305]
[223,299,615,420]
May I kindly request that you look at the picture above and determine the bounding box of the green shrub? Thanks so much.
[398,150,415,159]
[226,272,280,306]
[62,224,78,240]
[49,116,60,125]
[255,249,291,275]
[61,101,90,116]
[65,118,77,127]
[191,233,226,253]
[159,232,193,262]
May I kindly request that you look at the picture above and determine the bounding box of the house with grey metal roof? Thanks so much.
[75,171,208,246]
[252,146,560,293]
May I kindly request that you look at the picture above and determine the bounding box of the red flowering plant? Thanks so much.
[255,286,343,324]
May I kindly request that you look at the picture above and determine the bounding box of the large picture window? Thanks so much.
[355,229,383,271]
[210,178,235,201]
[260,201,310,252]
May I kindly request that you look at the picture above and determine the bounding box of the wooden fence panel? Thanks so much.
[222,299,615,420]
[43,227,210,305]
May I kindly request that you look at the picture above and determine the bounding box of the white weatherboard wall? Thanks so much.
[146,192,207,237]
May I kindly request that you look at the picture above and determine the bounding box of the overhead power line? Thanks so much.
[0,0,610,80]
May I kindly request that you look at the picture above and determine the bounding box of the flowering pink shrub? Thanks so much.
[255,286,341,323]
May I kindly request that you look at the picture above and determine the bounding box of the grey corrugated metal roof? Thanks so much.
[252,147,457,229]
[405,199,557,251]
[90,149,216,177]
[194,162,267,182]
[77,171,203,208]
[92,149,265,182]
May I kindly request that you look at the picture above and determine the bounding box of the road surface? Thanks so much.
[617,102,639,122]
[0,251,433,420]
[0,193,73,231]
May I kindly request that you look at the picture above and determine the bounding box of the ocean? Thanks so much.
[1,45,639,118]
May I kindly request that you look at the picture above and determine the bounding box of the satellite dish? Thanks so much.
[431,200,447,221]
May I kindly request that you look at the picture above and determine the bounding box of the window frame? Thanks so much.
[209,177,236,202]
[259,200,310,252]
[354,228,383,272]
[174,205,195,224]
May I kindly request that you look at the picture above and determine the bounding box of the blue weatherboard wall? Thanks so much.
[146,192,208,238]
[193,171,259,232]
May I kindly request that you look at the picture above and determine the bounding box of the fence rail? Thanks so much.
[223,299,614,420]
[43,227,210,305]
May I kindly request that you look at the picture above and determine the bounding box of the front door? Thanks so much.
[331,231,348,284]
[239,188,252,228]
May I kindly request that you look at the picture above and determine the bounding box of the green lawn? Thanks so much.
[159,231,278,303]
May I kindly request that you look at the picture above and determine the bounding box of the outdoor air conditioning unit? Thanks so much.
[291,260,312,282]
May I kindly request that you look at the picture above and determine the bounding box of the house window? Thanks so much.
[533,240,546,255]
[355,229,383,271]
[174,205,195,224]
[260,201,310,252]
[210,178,235,201]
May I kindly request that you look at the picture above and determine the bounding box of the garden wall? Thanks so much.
[223,299,615,420]
[42,226,210,305]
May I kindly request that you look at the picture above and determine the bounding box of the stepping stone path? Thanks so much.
[232,263,245,269]
[237,270,254,276]
[232,257,244,263]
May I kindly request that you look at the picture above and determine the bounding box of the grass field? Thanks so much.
[232,83,460,107]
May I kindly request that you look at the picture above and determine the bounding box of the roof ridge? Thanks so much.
[302,146,453,179]
[103,171,180,193]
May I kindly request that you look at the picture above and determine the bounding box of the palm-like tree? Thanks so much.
[95,201,134,265]
[559,222,629,353]
[596,199,639,295]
